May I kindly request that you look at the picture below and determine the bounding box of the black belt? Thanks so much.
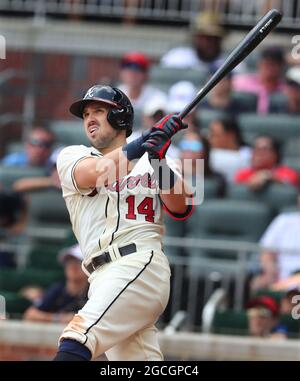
[85,243,137,274]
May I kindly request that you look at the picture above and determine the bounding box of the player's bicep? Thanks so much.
[73,157,98,189]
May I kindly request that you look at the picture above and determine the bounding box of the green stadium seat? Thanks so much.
[5,142,23,155]
[283,157,300,174]
[27,243,63,270]
[0,268,64,292]
[283,137,300,157]
[212,309,248,335]
[196,109,227,130]
[227,183,298,214]
[0,166,45,189]
[238,113,300,144]
[50,120,89,146]
[187,199,272,243]
[231,92,258,112]
[1,291,31,316]
[269,92,288,112]
[149,66,209,92]
[163,215,185,259]
[212,309,300,338]
[185,200,271,275]
[27,189,70,228]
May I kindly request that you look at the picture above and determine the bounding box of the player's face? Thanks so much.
[83,101,121,151]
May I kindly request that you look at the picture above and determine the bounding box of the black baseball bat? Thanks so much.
[179,9,282,119]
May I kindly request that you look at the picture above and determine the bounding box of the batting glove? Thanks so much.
[142,130,171,161]
[151,114,188,138]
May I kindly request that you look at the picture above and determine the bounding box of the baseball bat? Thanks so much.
[179,9,282,119]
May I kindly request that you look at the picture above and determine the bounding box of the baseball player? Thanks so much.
[53,85,194,361]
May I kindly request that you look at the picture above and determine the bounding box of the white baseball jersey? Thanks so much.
[57,145,181,264]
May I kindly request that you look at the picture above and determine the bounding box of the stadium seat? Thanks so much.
[238,113,300,144]
[196,109,227,130]
[283,137,300,158]
[186,199,272,243]
[227,183,298,214]
[0,166,46,189]
[149,66,209,93]
[212,309,300,337]
[50,120,89,146]
[269,92,288,112]
[1,291,31,316]
[212,309,248,335]
[184,199,272,275]
[5,142,23,155]
[163,215,186,259]
[231,92,258,112]
[27,243,63,270]
[283,157,300,174]
[0,268,64,292]
[26,189,70,228]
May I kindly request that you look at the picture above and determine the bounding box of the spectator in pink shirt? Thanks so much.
[233,47,286,114]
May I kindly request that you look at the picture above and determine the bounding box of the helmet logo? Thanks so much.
[85,87,96,99]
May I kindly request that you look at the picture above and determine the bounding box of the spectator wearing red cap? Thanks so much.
[247,296,287,339]
[118,52,167,117]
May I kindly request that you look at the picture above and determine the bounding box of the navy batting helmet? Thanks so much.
[70,85,134,137]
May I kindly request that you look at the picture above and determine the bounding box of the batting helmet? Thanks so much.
[70,85,134,137]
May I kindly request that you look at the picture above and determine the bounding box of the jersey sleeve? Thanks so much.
[57,145,98,197]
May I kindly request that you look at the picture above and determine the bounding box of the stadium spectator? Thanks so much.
[0,189,27,267]
[167,81,199,134]
[23,244,88,324]
[270,66,300,114]
[160,11,226,72]
[235,135,299,190]
[13,148,63,193]
[118,51,166,114]
[208,116,252,182]
[199,72,255,114]
[247,295,287,339]
[251,194,300,292]
[179,131,226,197]
[2,127,55,169]
[233,46,286,114]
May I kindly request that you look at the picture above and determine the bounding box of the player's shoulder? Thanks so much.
[57,145,91,160]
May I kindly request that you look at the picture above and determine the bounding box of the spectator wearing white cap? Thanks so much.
[23,244,88,324]
[127,93,180,159]
[270,66,300,115]
[167,80,200,134]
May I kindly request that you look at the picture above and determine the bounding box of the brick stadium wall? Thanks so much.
[0,344,57,361]
[0,49,143,155]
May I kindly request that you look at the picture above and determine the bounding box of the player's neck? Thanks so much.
[100,136,127,155]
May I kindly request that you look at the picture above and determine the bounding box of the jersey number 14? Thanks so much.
[125,196,155,223]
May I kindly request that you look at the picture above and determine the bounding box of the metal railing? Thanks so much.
[0,0,299,29]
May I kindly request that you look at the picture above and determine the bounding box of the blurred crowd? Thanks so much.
[1,10,300,338]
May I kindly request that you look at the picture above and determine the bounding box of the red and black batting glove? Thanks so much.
[151,114,188,138]
[142,130,171,160]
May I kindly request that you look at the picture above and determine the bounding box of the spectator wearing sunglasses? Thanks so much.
[2,126,55,168]
[179,131,225,197]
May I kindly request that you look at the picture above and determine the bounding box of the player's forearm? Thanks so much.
[159,177,193,214]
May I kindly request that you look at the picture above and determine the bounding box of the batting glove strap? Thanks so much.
[122,130,151,161]
[142,130,171,161]
[152,114,188,139]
